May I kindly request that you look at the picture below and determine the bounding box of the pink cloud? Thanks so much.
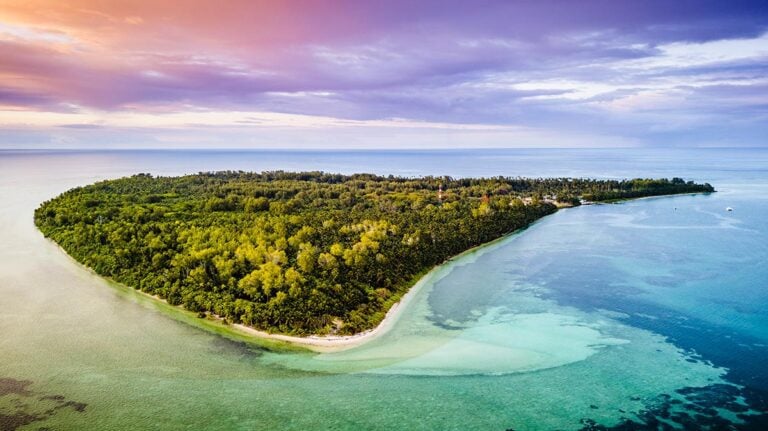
[0,0,766,148]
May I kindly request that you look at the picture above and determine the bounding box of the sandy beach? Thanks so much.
[230,300,406,352]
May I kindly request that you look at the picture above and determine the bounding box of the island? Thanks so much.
[34,172,713,341]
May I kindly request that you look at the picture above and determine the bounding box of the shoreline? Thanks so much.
[39,190,712,353]
[228,226,519,352]
[154,223,520,353]
[41,210,540,353]
[231,289,406,351]
[222,218,536,353]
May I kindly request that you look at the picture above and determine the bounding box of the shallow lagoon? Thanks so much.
[1,148,766,430]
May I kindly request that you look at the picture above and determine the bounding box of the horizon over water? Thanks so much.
[1,147,767,430]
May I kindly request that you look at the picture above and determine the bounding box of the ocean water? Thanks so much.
[0,148,766,430]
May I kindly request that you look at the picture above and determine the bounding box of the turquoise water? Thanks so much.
[0,148,766,430]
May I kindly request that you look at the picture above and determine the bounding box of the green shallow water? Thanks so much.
[1,149,766,430]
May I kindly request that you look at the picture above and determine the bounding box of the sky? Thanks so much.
[0,0,767,149]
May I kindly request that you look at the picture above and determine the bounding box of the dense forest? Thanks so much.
[34,172,713,335]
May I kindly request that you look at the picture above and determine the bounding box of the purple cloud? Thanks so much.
[0,0,766,147]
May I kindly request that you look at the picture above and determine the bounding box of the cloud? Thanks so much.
[0,0,766,148]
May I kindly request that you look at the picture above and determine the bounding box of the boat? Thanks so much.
[726,207,733,211]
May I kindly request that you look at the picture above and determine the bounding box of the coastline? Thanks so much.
[229,226,521,352]
[38,189,712,353]
[40,209,544,353]
[231,277,415,352]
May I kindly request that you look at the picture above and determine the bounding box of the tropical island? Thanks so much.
[34,172,713,341]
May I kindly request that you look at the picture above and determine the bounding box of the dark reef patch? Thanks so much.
[207,336,265,360]
[0,377,87,431]
[0,379,33,398]
[573,384,761,430]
